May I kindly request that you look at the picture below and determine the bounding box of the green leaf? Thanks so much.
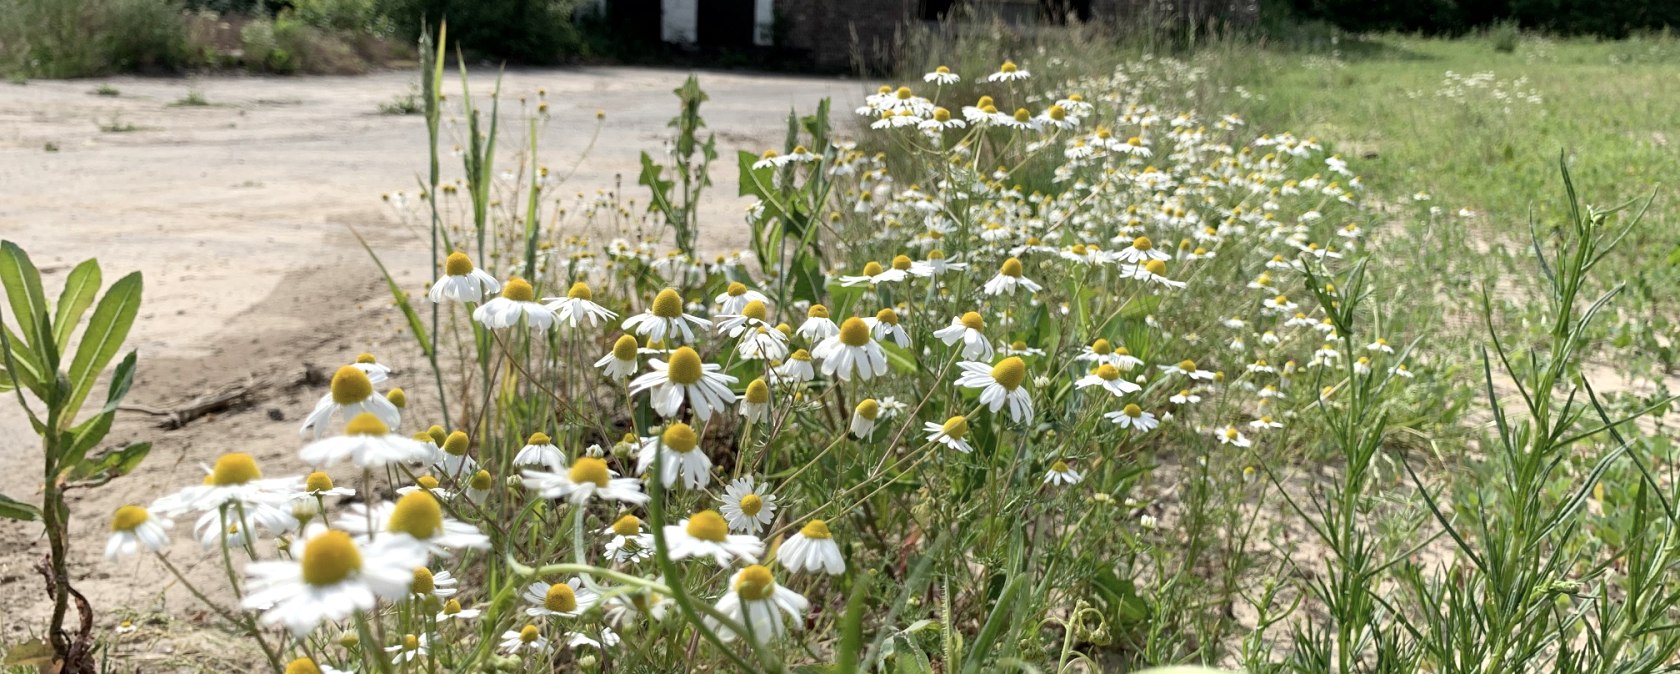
[0,493,39,521]
[65,270,141,421]
[1,322,45,395]
[962,574,1023,674]
[879,341,917,375]
[0,240,48,352]
[1119,295,1161,321]
[54,259,101,353]
[67,441,151,483]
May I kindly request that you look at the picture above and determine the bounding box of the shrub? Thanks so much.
[378,0,582,63]
[0,0,192,77]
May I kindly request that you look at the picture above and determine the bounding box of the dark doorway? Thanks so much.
[922,0,957,20]
[698,0,756,48]
[611,0,662,43]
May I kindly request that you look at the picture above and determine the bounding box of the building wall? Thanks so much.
[776,0,918,70]
[662,0,699,44]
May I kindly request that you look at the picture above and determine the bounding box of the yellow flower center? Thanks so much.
[1225,427,1240,440]
[808,304,829,319]
[344,412,389,436]
[1095,364,1120,381]
[1049,105,1066,120]
[760,149,778,160]
[469,470,493,490]
[1091,339,1115,356]
[1000,60,1018,73]
[1124,403,1143,418]
[959,312,985,331]
[526,431,551,446]
[739,493,764,517]
[305,471,335,492]
[895,86,912,100]
[300,530,362,587]
[791,348,812,362]
[519,624,540,643]
[1144,260,1167,276]
[1051,460,1069,473]
[726,281,748,297]
[387,491,444,540]
[611,514,642,537]
[666,347,703,385]
[568,458,610,487]
[442,431,470,456]
[976,95,994,107]
[651,288,684,318]
[501,277,534,302]
[356,352,377,364]
[839,317,871,347]
[936,65,951,73]
[933,107,951,122]
[991,357,1027,390]
[1013,108,1031,122]
[662,422,699,453]
[861,260,885,276]
[855,398,880,420]
[1178,360,1197,372]
[742,300,768,322]
[385,388,406,408]
[402,634,419,651]
[285,658,323,674]
[111,505,148,532]
[416,475,439,490]
[941,415,969,439]
[799,519,832,540]
[545,583,577,612]
[891,254,913,271]
[444,252,473,276]
[426,425,446,445]
[443,599,462,615]
[1128,136,1143,146]
[999,257,1024,278]
[411,567,435,594]
[566,281,592,300]
[611,334,639,361]
[329,365,374,405]
[734,564,776,601]
[209,453,262,486]
[745,378,770,404]
[875,308,900,326]
[685,510,729,542]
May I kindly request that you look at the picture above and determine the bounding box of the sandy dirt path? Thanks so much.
[0,66,856,667]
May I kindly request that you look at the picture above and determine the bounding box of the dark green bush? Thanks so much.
[0,0,192,77]
[379,0,582,64]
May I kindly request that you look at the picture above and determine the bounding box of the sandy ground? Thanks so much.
[0,66,857,667]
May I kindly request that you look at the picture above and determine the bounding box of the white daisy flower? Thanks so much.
[1160,359,1215,380]
[336,491,490,558]
[777,519,844,575]
[919,107,966,131]
[281,658,351,674]
[431,430,478,480]
[811,317,889,382]
[954,357,1033,423]
[1074,364,1142,398]
[864,308,910,348]
[797,304,840,342]
[350,352,391,384]
[300,365,401,439]
[1131,259,1187,288]
[105,505,172,559]
[706,565,808,643]
[428,252,500,304]
[543,281,617,329]
[436,598,481,622]
[150,453,300,538]
[295,471,356,500]
[521,457,647,506]
[1043,460,1082,486]
[385,633,433,663]
[922,65,960,85]
[299,412,431,469]
[1217,426,1252,447]
[720,476,777,535]
[663,510,763,567]
[931,312,993,360]
[241,527,425,635]
[1367,337,1395,354]
[714,282,770,316]
[513,431,565,473]
[1169,389,1202,405]
[739,379,771,424]
[713,300,773,339]
[1105,404,1159,432]
[500,625,549,654]
[924,416,974,453]
[981,257,1042,296]
[629,347,739,421]
[636,422,712,490]
[621,288,710,345]
[909,250,967,277]
[408,567,458,600]
[524,578,599,618]
[985,60,1030,82]
[772,349,816,384]
[594,334,641,381]
[850,399,881,438]
[1249,415,1284,431]
[737,327,790,362]
[473,278,555,330]
[839,258,912,287]
[602,514,654,564]
[1114,235,1169,264]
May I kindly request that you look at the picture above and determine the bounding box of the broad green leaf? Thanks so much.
[54,259,101,353]
[61,352,132,469]
[0,493,39,522]
[65,271,141,421]
[68,441,151,483]
[879,341,917,375]
[0,241,48,352]
[1119,295,1161,321]
[962,574,1023,674]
